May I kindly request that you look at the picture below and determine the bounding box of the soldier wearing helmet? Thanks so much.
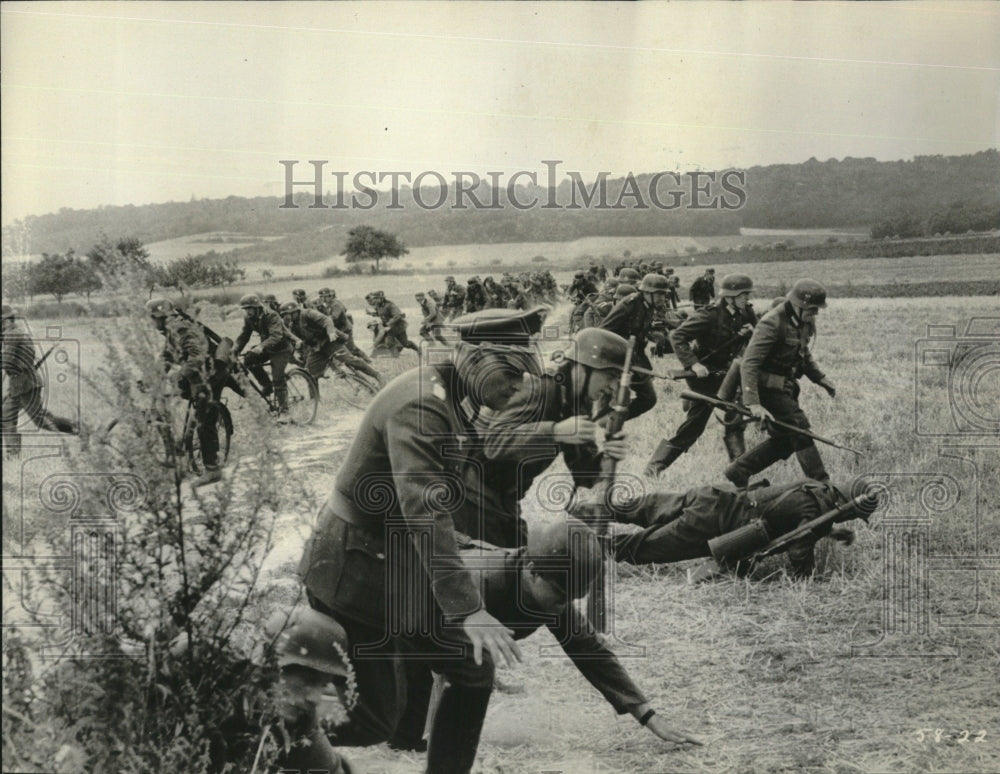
[725,279,837,488]
[464,276,488,314]
[297,307,550,771]
[442,276,466,320]
[597,274,669,419]
[646,273,757,477]
[280,301,383,385]
[234,293,296,417]
[416,291,448,345]
[618,267,641,284]
[567,271,599,333]
[689,267,716,310]
[582,279,617,329]
[610,477,877,581]
[2,305,82,458]
[478,328,646,547]
[262,293,280,313]
[370,292,419,355]
[144,297,226,485]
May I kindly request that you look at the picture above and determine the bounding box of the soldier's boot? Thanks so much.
[795,443,830,483]
[426,684,492,774]
[724,439,788,488]
[722,431,746,463]
[274,385,290,421]
[644,441,684,478]
[192,464,222,488]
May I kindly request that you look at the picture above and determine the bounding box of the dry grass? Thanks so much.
[6,294,999,773]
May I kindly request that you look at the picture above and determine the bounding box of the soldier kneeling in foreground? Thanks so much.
[602,478,879,581]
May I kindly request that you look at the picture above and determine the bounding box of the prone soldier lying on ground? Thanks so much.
[590,477,879,581]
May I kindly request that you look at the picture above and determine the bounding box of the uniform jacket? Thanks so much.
[689,276,716,306]
[599,293,656,368]
[235,308,294,355]
[669,301,756,372]
[161,316,211,382]
[419,297,445,325]
[1,320,40,395]
[464,283,488,313]
[375,300,406,331]
[468,543,647,714]
[326,300,352,333]
[299,364,486,630]
[444,284,466,313]
[288,308,343,348]
[741,303,825,406]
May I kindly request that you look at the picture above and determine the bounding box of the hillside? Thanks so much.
[5,150,998,261]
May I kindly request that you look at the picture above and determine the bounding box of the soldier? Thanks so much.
[689,268,716,309]
[567,271,599,333]
[725,279,837,488]
[297,309,547,774]
[1,305,82,457]
[464,276,488,314]
[482,276,505,308]
[618,267,641,285]
[503,278,527,310]
[292,288,311,309]
[478,328,639,546]
[664,272,681,310]
[582,279,618,329]
[443,275,466,320]
[315,287,334,317]
[645,274,757,477]
[415,291,448,346]
[262,293,281,313]
[598,273,668,419]
[143,298,226,485]
[233,293,295,417]
[280,302,383,385]
[609,478,874,580]
[370,291,420,355]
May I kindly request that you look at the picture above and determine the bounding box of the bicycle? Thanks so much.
[235,355,319,426]
[314,352,381,410]
[103,382,233,477]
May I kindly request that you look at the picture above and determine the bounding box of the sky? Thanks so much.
[2,1,998,225]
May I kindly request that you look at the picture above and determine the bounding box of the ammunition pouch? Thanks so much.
[707,519,771,565]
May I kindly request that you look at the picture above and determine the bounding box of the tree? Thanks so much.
[30,251,80,304]
[341,225,408,273]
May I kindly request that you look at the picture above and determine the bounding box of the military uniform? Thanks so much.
[598,291,658,419]
[689,273,716,309]
[1,316,79,455]
[443,282,466,320]
[234,307,295,410]
[727,301,830,485]
[611,479,859,578]
[286,308,382,382]
[417,296,448,345]
[647,300,756,471]
[464,280,488,314]
[373,298,420,354]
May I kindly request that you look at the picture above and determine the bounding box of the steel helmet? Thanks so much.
[415,291,425,299]
[264,607,350,678]
[279,301,301,315]
[239,293,263,309]
[787,279,828,310]
[318,287,332,296]
[445,275,455,283]
[619,268,641,282]
[262,293,278,304]
[720,274,754,297]
[614,284,636,299]
[562,328,634,372]
[526,518,604,599]
[639,273,669,293]
[292,288,306,298]
[145,298,175,318]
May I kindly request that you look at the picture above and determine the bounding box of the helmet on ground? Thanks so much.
[145,298,174,318]
[239,293,263,309]
[562,328,633,371]
[787,279,828,310]
[526,518,604,599]
[639,273,669,293]
[720,274,754,297]
[279,301,301,315]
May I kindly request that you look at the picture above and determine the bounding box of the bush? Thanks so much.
[531,255,548,263]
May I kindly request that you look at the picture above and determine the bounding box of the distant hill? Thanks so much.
[6,149,997,261]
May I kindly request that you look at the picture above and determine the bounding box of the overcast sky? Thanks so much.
[2,1,997,225]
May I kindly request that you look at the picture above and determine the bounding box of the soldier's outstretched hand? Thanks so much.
[462,609,523,668]
[645,715,705,747]
[819,378,837,398]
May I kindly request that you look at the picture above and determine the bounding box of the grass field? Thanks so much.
[4,288,999,772]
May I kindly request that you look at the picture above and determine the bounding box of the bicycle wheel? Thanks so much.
[185,402,234,474]
[284,367,319,425]
[327,367,380,409]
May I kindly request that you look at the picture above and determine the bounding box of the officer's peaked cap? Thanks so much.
[451,307,547,348]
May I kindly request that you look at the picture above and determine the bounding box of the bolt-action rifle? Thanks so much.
[679,390,864,457]
[587,335,635,632]
[667,329,752,379]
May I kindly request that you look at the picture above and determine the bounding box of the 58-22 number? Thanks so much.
[915,729,987,744]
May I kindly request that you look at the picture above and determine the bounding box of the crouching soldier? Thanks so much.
[607,478,877,580]
[279,302,383,385]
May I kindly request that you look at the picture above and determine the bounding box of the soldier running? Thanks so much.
[442,276,467,320]
[645,274,757,477]
[370,291,420,355]
[689,268,716,309]
[725,279,838,488]
[279,302,383,385]
[415,291,448,345]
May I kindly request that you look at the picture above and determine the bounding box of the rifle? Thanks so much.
[679,389,864,457]
[667,329,752,380]
[587,335,635,633]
